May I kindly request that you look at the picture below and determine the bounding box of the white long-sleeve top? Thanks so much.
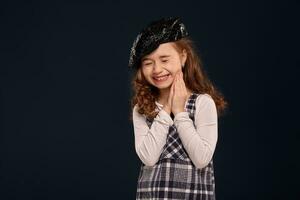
[132,93,218,169]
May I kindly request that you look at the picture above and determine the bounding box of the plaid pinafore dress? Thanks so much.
[136,93,216,200]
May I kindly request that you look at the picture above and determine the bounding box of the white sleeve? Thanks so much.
[132,104,174,166]
[173,94,218,169]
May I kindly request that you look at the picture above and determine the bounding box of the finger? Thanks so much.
[181,76,185,90]
[177,71,181,81]
[170,79,175,95]
[171,75,177,91]
[178,73,184,90]
[174,75,178,94]
[172,77,177,94]
[174,73,178,83]
[178,76,186,96]
[176,72,180,85]
[176,71,180,79]
[173,74,177,85]
[178,73,182,88]
[180,71,184,82]
[170,80,176,106]
[180,73,186,88]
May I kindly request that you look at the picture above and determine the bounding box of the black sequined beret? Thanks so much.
[128,16,188,70]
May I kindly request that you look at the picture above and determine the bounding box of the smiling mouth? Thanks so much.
[153,74,170,82]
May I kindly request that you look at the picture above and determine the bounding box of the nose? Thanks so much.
[153,63,163,74]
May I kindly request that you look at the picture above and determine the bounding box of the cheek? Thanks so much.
[142,69,153,82]
[168,63,182,76]
[141,68,150,76]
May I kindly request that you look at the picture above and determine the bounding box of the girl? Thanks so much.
[128,17,227,200]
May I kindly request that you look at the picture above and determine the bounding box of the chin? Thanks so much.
[153,82,172,90]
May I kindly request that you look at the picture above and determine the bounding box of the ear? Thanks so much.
[181,49,187,67]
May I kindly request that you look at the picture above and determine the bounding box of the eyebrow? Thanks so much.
[142,55,171,62]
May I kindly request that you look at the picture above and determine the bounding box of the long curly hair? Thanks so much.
[129,37,228,121]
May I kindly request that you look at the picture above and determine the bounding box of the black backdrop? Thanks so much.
[1,0,299,199]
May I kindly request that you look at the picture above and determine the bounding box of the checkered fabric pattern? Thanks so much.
[136,93,216,200]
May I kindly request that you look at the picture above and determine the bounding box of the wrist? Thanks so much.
[163,105,171,115]
[172,109,185,116]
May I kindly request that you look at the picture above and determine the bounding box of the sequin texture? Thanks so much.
[128,17,189,70]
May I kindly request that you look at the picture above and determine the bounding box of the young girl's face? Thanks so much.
[140,42,187,90]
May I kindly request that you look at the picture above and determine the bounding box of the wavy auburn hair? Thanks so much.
[129,37,228,120]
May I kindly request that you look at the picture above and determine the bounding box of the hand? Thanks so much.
[162,77,175,115]
[171,71,188,115]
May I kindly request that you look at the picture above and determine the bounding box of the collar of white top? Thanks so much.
[155,101,163,107]
[154,99,190,110]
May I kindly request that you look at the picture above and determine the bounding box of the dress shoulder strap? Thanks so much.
[185,93,200,121]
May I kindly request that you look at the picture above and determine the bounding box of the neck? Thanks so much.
[157,87,170,105]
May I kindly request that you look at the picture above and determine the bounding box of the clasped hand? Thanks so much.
[163,71,189,116]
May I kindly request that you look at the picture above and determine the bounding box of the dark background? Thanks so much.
[1,0,299,199]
